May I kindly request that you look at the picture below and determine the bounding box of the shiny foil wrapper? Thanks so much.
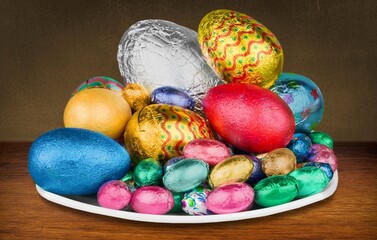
[198,10,283,88]
[122,83,150,113]
[262,148,296,177]
[72,76,124,97]
[117,20,224,114]
[182,186,212,215]
[124,104,215,163]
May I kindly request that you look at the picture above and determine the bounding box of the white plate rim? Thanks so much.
[35,171,338,224]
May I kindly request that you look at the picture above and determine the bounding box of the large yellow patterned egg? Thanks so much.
[198,9,284,88]
[124,104,215,163]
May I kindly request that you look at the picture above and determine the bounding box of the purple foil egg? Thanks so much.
[246,155,266,186]
[306,144,338,172]
[206,182,254,214]
[151,86,195,110]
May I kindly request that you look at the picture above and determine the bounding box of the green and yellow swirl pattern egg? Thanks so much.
[198,9,284,88]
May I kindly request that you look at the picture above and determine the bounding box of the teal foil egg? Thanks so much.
[289,166,330,198]
[163,159,209,193]
[271,73,324,133]
[134,158,163,186]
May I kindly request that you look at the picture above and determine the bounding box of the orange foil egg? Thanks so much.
[198,9,283,88]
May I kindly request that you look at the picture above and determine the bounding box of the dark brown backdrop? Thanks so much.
[1,0,376,141]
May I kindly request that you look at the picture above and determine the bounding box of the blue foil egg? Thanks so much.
[271,73,324,133]
[246,155,266,186]
[287,133,312,163]
[151,86,196,110]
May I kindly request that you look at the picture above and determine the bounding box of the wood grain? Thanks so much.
[0,142,376,239]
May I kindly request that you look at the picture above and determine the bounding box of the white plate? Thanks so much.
[36,171,338,224]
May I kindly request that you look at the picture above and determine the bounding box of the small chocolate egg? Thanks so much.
[97,180,132,210]
[72,76,124,97]
[198,10,283,88]
[122,83,150,112]
[163,159,209,193]
[182,186,212,215]
[309,131,334,149]
[306,144,338,172]
[300,162,333,180]
[183,139,231,166]
[151,86,195,110]
[287,133,312,163]
[254,175,298,207]
[209,155,254,188]
[130,186,174,214]
[163,156,185,173]
[246,155,266,186]
[206,182,254,214]
[124,104,215,163]
[120,171,137,193]
[262,148,296,177]
[133,158,163,186]
[169,192,185,213]
[289,166,330,198]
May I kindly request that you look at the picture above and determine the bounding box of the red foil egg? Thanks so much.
[203,83,295,153]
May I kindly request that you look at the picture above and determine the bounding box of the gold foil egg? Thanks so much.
[122,83,150,112]
[262,148,297,176]
[124,104,215,163]
[198,9,284,88]
[209,155,254,188]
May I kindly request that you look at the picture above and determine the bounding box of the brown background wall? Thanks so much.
[1,0,376,141]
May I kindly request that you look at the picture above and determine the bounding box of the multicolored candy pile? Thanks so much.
[28,9,338,216]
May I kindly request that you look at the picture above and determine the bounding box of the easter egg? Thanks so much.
[169,192,185,213]
[122,83,150,112]
[72,76,124,97]
[309,131,334,149]
[163,159,209,193]
[203,83,295,153]
[306,144,338,172]
[117,20,223,114]
[254,175,298,207]
[133,158,163,186]
[151,86,195,111]
[246,155,266,185]
[209,155,254,188]
[206,182,254,214]
[287,133,312,163]
[163,156,185,173]
[271,73,324,133]
[64,88,132,139]
[262,148,296,176]
[124,104,215,163]
[183,139,231,166]
[300,162,334,180]
[130,186,174,214]
[28,128,131,195]
[182,186,212,215]
[289,166,330,198]
[97,180,132,210]
[198,10,283,88]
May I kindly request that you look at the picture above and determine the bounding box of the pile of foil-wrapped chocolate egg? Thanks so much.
[29,9,338,216]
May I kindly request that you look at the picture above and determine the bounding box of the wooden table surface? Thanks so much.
[0,142,376,239]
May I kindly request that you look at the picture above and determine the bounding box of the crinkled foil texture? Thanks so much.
[117,20,224,115]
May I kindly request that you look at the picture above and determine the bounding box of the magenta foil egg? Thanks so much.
[206,182,254,214]
[130,186,174,214]
[183,139,231,166]
[306,144,338,172]
[97,180,132,210]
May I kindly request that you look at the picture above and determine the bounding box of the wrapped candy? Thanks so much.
[182,186,212,215]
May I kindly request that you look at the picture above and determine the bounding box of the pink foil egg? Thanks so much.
[183,139,231,166]
[97,180,132,210]
[206,182,254,214]
[130,186,174,214]
[307,144,338,172]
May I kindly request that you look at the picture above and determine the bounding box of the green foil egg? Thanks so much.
[163,159,209,193]
[309,131,334,149]
[209,155,254,188]
[134,158,163,186]
[254,175,298,207]
[289,166,330,198]
[169,191,185,213]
